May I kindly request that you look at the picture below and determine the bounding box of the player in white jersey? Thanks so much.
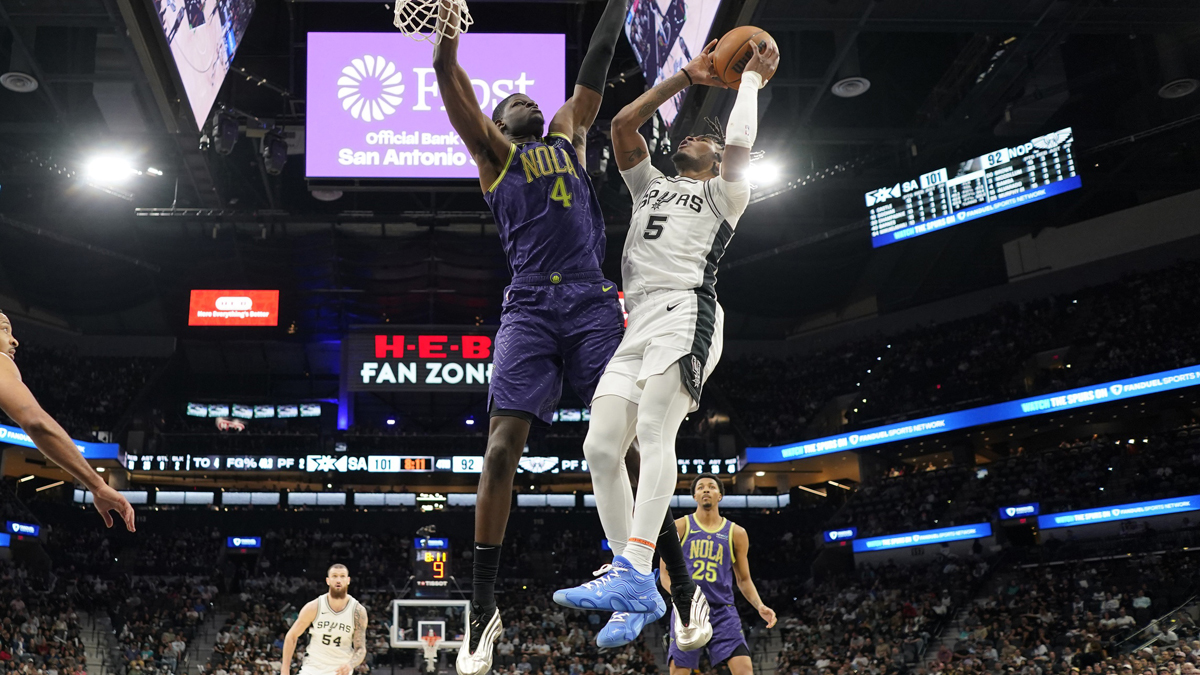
[552,39,778,644]
[283,565,368,675]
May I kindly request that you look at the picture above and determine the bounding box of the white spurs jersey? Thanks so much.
[304,594,359,669]
[618,158,751,299]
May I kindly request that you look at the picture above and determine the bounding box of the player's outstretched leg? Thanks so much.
[457,415,529,675]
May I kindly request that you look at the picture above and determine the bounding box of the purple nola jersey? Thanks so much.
[483,133,607,277]
[682,515,736,606]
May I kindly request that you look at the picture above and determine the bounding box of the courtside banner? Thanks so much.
[0,423,120,460]
[747,364,1200,463]
[188,290,279,327]
[852,523,992,553]
[1037,496,1200,530]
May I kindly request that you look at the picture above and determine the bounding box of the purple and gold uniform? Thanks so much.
[482,132,624,424]
[669,515,747,669]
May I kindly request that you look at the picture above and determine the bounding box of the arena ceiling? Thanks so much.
[0,0,1198,340]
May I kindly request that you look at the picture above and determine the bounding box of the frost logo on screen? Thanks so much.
[339,56,404,122]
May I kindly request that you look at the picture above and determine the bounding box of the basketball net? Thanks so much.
[421,634,441,666]
[393,0,474,44]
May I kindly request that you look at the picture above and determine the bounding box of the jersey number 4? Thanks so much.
[321,635,342,647]
[551,177,573,208]
[643,215,667,240]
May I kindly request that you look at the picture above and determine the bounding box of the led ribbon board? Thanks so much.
[1038,496,1200,530]
[867,128,1080,247]
[0,423,120,460]
[747,364,1200,464]
[998,503,1040,520]
[852,523,992,553]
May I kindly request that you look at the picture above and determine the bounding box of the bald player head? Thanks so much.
[0,311,17,360]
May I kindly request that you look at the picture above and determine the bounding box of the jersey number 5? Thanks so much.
[551,177,573,208]
[643,215,667,240]
[321,635,343,647]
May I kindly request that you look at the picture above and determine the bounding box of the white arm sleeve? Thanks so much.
[725,71,762,149]
[619,157,665,199]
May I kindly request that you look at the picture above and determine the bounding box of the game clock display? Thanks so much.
[414,538,451,598]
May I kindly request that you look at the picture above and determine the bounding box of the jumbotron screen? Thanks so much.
[306,32,565,179]
[625,0,723,125]
[154,0,256,130]
[867,127,1081,247]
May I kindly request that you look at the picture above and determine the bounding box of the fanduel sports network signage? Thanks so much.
[999,503,1040,520]
[1038,496,1200,530]
[226,536,262,548]
[188,290,279,327]
[852,523,992,553]
[306,33,566,180]
[0,423,120,460]
[344,326,498,392]
[823,528,857,543]
[746,364,1200,464]
[6,521,38,537]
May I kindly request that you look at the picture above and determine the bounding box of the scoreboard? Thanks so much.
[866,127,1081,247]
[414,537,451,598]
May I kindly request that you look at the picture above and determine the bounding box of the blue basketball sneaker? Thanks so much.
[597,595,667,648]
[553,555,661,612]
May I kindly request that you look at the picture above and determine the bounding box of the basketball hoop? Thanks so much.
[421,634,441,671]
[393,0,474,44]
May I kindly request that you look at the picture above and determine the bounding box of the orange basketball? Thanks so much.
[711,26,778,90]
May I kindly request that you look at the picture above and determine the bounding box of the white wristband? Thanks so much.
[740,71,764,90]
[725,72,761,149]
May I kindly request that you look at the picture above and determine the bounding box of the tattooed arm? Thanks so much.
[336,603,369,675]
[611,39,724,171]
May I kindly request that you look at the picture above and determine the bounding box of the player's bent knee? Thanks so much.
[582,428,623,469]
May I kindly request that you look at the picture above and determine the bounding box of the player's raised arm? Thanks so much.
[431,3,511,192]
[282,600,319,675]
[548,0,628,159]
[611,40,723,171]
[731,524,776,628]
[719,40,778,183]
[0,345,134,531]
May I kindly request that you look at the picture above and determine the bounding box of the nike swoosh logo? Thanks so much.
[602,285,613,292]
[666,303,681,312]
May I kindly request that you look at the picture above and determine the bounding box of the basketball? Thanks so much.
[712,25,778,89]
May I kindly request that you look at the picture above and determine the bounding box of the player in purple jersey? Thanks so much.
[662,474,776,675]
[431,1,688,673]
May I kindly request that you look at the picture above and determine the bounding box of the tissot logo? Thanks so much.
[339,55,404,121]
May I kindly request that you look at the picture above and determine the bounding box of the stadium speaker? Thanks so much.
[212,111,239,155]
[262,128,288,175]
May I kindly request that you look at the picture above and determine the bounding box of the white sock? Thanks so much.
[583,395,638,563]
[625,372,692,575]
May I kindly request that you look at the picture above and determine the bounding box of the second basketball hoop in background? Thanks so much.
[393,0,474,43]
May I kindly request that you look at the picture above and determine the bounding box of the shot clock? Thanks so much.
[414,537,451,598]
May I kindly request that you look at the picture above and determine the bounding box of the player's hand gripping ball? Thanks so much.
[712,26,779,89]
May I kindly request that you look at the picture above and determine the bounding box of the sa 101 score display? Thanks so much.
[414,538,451,598]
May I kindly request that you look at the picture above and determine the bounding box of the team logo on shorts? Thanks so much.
[690,356,702,388]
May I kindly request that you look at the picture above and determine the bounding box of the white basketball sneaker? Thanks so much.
[456,604,503,675]
[673,584,713,652]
